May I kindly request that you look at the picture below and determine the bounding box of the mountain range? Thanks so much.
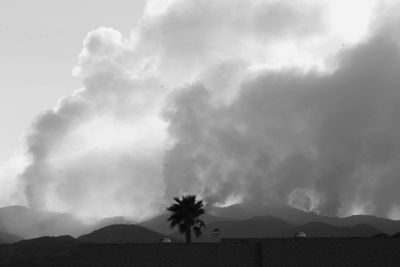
[0,203,399,266]
[0,206,90,241]
[210,204,400,234]
[0,204,399,244]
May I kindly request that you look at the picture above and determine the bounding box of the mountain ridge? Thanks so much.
[1,204,399,243]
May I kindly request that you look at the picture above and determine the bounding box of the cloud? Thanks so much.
[0,152,27,207]
[134,0,331,83]
[163,27,400,217]
[1,0,400,222]
[21,27,168,220]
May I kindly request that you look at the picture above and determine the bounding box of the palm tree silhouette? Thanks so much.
[166,195,206,243]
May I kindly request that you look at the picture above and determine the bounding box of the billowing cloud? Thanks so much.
[1,0,400,222]
[0,152,27,206]
[21,27,168,220]
[164,31,400,217]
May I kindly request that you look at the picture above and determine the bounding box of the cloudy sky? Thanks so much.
[1,0,400,221]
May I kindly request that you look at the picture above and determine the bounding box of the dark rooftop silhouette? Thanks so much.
[260,238,400,267]
[63,238,400,267]
[1,236,400,266]
[64,243,261,267]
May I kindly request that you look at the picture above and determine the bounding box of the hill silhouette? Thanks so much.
[341,215,400,235]
[287,222,382,237]
[170,215,292,242]
[140,212,226,235]
[91,216,127,231]
[78,224,170,243]
[0,206,89,239]
[0,204,399,241]
[212,204,400,234]
[212,204,335,224]
[169,216,383,241]
[0,231,21,244]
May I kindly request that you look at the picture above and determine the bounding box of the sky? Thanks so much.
[0,0,146,161]
[1,0,400,221]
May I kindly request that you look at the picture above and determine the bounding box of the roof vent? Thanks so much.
[294,232,307,238]
[160,237,172,243]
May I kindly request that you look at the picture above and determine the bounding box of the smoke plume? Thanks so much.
[1,0,400,221]
[164,32,400,217]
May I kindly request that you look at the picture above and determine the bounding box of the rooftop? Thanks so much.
[64,243,261,267]
[63,238,400,267]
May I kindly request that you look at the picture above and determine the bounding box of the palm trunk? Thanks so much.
[185,226,192,243]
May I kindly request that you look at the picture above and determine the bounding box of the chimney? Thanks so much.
[211,228,221,243]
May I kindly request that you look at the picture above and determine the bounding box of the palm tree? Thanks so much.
[166,195,206,243]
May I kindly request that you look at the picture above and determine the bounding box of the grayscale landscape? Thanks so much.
[1,0,400,266]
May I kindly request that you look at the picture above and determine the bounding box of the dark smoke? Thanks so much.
[163,30,400,218]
